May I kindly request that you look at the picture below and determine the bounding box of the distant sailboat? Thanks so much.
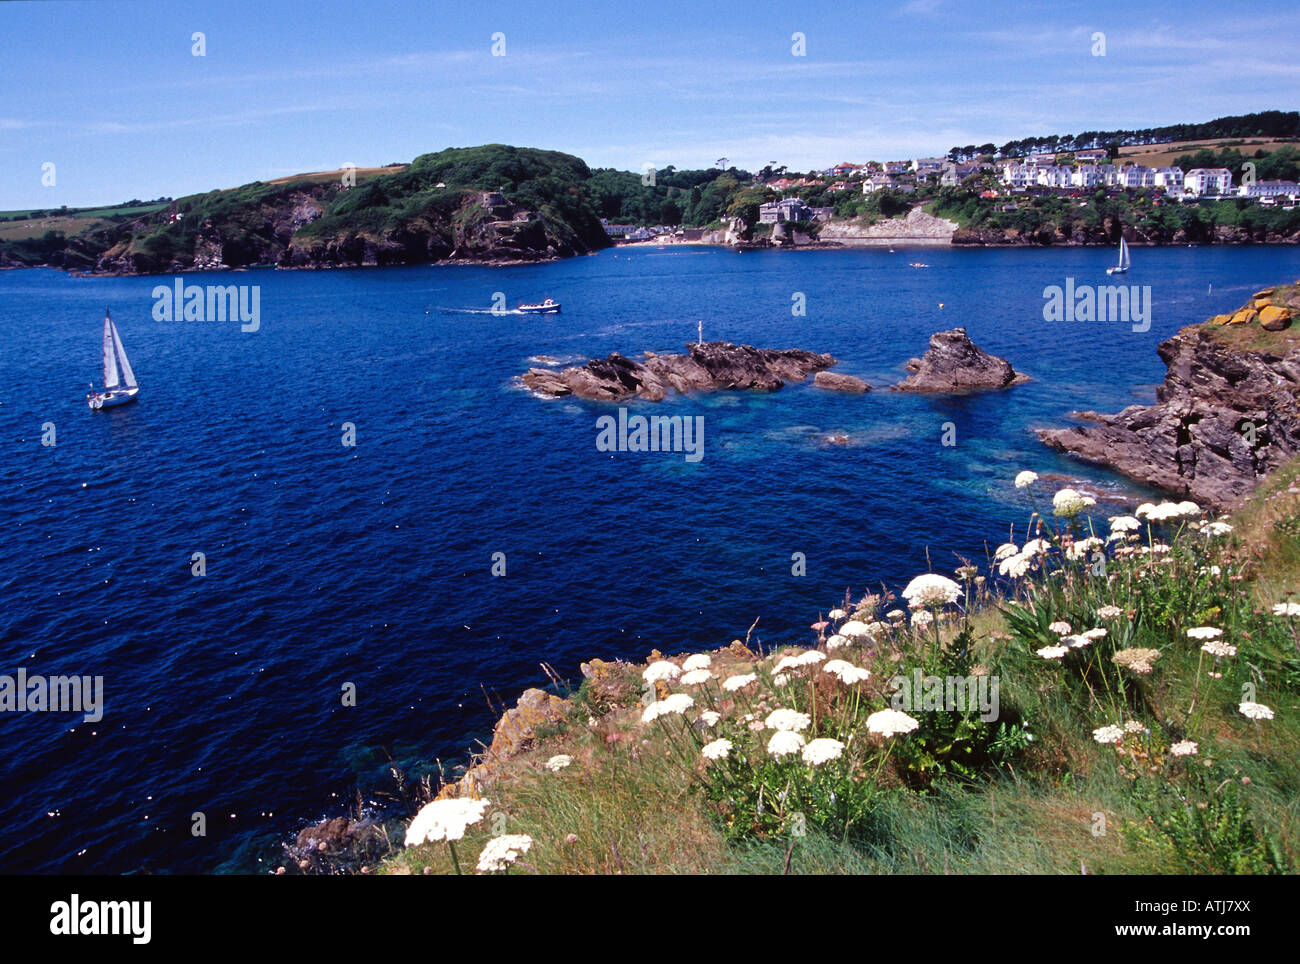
[1106,237,1130,275]
[87,309,139,410]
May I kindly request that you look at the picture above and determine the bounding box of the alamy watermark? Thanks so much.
[152,279,260,332]
[595,408,704,463]
[1043,278,1151,332]
[1,668,103,723]
[889,669,999,722]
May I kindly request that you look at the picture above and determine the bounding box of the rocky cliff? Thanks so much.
[1038,283,1300,508]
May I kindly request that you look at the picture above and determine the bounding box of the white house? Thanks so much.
[1153,167,1184,191]
[1185,168,1233,196]
[1071,165,1103,188]
[1118,165,1156,189]
[1239,179,1299,198]
[1035,165,1072,189]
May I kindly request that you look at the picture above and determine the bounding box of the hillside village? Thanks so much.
[602,143,1299,241]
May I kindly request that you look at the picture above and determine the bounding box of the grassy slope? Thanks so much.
[380,453,1300,875]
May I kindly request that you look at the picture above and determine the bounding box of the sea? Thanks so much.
[1,243,1296,872]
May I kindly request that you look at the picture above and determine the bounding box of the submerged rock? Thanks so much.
[814,371,871,393]
[894,328,1028,393]
[522,341,837,402]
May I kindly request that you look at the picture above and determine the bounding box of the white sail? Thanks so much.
[111,320,137,389]
[101,315,120,390]
[1119,237,1130,270]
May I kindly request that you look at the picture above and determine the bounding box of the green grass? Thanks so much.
[380,474,1300,875]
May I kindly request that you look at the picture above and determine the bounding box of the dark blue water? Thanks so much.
[2,244,1296,873]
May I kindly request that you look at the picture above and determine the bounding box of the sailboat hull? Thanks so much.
[1106,267,1128,275]
[88,387,139,410]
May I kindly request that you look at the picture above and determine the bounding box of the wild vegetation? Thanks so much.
[375,463,1300,875]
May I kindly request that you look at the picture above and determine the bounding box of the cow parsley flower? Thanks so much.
[866,708,919,737]
[1271,603,1300,617]
[825,633,848,650]
[1049,621,1073,635]
[722,673,757,692]
[697,710,721,727]
[680,669,713,686]
[1052,488,1096,518]
[801,738,846,766]
[1169,740,1198,757]
[1096,605,1124,619]
[994,542,1019,561]
[828,608,847,620]
[642,660,681,683]
[1202,521,1233,537]
[1092,725,1124,745]
[840,620,870,637]
[405,797,491,846]
[1109,515,1141,533]
[1113,648,1161,675]
[544,755,572,772]
[999,552,1032,578]
[767,730,806,757]
[1037,645,1068,659]
[681,653,711,672]
[642,693,694,722]
[475,833,533,873]
[1201,640,1236,658]
[764,708,812,732]
[1014,470,1039,488]
[1239,702,1274,721]
[822,659,871,684]
[1187,627,1222,640]
[701,738,733,761]
[911,610,934,628]
[902,574,963,608]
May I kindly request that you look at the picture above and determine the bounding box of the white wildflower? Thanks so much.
[801,738,846,766]
[642,660,681,683]
[475,833,533,873]
[866,708,919,737]
[902,573,963,608]
[722,673,757,692]
[766,730,806,757]
[405,797,491,846]
[764,708,812,732]
[1092,725,1124,745]
[701,738,733,761]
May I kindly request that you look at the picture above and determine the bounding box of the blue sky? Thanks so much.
[2,0,1297,208]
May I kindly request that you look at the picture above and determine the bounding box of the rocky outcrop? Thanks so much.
[1038,284,1300,509]
[522,341,837,401]
[814,371,871,393]
[894,328,1028,393]
[438,687,570,800]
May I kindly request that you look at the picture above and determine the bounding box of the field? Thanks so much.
[1117,137,1300,168]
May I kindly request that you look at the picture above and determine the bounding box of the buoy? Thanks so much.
[939,303,945,309]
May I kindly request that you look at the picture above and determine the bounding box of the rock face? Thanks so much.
[438,687,569,800]
[1037,285,1300,509]
[522,341,837,401]
[894,328,1028,392]
[814,371,871,393]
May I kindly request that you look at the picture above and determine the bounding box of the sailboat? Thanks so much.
[1106,237,1130,275]
[87,309,139,410]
